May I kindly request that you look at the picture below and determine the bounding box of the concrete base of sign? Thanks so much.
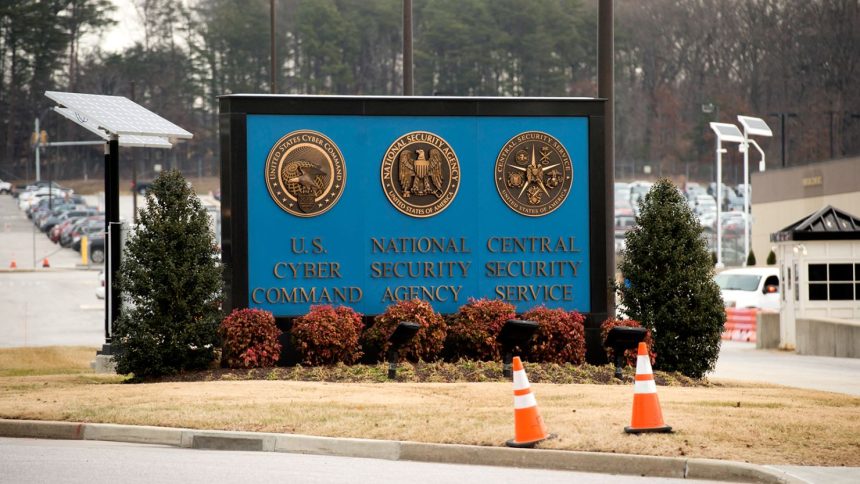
[90,354,116,374]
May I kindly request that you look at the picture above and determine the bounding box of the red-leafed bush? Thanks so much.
[363,299,447,362]
[521,306,586,364]
[219,308,282,368]
[444,298,516,361]
[291,305,364,366]
[600,318,656,367]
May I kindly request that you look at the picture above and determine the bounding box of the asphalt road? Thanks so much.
[711,341,860,396]
[0,437,722,484]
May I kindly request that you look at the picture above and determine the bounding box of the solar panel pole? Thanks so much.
[715,141,724,269]
[108,135,120,347]
[736,116,772,267]
[103,140,112,346]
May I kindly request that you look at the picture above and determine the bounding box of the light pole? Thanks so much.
[709,122,745,268]
[737,116,772,265]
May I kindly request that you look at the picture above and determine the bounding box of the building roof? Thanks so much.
[770,205,860,242]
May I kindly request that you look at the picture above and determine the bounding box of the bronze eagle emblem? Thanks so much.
[398,148,444,198]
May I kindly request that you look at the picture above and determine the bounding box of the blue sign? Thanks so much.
[245,114,590,316]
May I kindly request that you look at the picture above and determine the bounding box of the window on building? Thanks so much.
[808,263,858,301]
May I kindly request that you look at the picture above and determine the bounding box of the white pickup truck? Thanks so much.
[714,267,780,310]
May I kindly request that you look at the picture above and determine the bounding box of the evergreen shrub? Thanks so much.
[521,306,586,364]
[113,170,222,378]
[444,298,516,361]
[220,308,282,368]
[767,250,777,265]
[363,298,447,362]
[746,250,757,266]
[291,305,364,365]
[618,178,725,378]
[599,318,655,367]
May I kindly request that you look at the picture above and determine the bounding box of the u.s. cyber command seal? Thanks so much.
[495,131,573,217]
[381,131,460,218]
[264,130,346,217]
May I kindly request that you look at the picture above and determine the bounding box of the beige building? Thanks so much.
[751,156,860,262]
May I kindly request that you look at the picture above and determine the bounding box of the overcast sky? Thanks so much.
[80,0,144,53]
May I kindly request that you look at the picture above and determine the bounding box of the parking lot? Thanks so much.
[0,193,106,348]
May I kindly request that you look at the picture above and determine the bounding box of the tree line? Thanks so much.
[1,0,857,183]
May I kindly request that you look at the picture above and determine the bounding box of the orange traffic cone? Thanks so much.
[41,258,50,268]
[625,342,672,434]
[506,356,552,448]
[9,259,17,269]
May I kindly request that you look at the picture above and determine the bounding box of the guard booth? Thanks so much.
[219,95,613,361]
[771,205,860,355]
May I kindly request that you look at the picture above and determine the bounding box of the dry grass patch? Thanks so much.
[0,347,97,377]
[0,373,857,466]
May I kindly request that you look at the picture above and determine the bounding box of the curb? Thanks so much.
[0,419,804,483]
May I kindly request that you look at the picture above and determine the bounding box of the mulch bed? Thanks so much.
[151,361,710,387]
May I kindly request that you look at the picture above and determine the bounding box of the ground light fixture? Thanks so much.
[497,319,539,378]
[709,122,745,268]
[737,115,773,265]
[603,326,647,379]
[387,321,421,379]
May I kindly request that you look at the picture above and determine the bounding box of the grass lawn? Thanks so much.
[1,347,858,466]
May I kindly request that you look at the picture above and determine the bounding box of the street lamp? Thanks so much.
[737,116,773,265]
[709,122,745,268]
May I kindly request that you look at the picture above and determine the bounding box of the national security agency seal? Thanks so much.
[381,131,460,218]
[264,130,346,217]
[494,131,572,217]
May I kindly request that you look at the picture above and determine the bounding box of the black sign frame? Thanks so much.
[219,95,612,362]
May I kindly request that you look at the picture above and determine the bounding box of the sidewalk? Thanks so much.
[0,418,826,484]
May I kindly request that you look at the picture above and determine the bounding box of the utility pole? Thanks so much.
[598,0,615,328]
[270,0,276,94]
[769,112,797,167]
[403,0,413,96]
[34,118,41,181]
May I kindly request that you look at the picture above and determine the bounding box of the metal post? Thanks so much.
[598,0,615,317]
[387,348,398,379]
[742,128,750,265]
[131,81,138,224]
[270,0,276,94]
[503,351,513,378]
[715,143,723,268]
[34,118,41,181]
[780,113,786,167]
[403,0,413,96]
[109,136,120,343]
[103,141,111,344]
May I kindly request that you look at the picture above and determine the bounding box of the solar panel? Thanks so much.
[737,116,773,137]
[46,91,192,140]
[709,122,744,143]
[53,107,172,148]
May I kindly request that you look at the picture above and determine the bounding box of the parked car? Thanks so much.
[690,194,717,218]
[714,267,780,310]
[0,178,11,194]
[85,233,106,264]
[41,209,97,233]
[684,182,707,200]
[71,224,105,252]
